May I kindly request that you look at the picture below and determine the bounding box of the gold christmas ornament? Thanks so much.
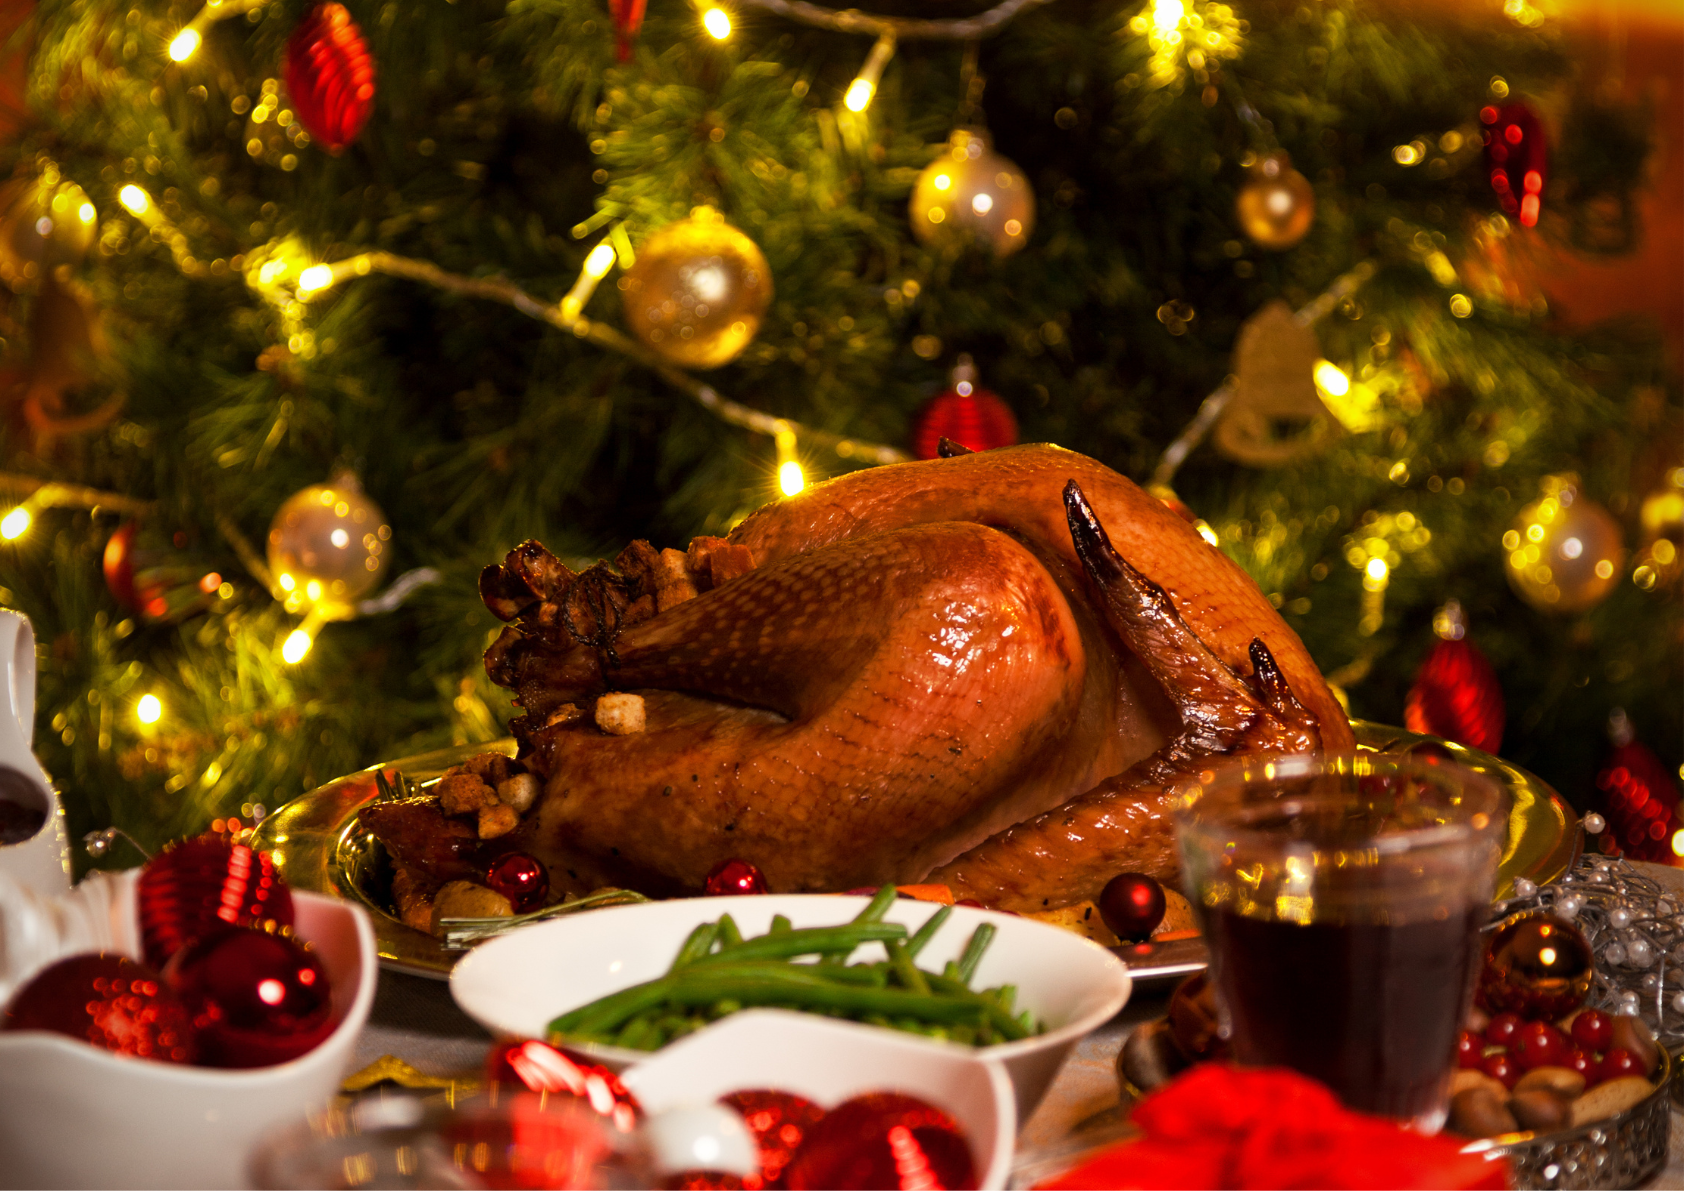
[620,207,772,369]
[1236,153,1315,250]
[267,475,391,616]
[1212,300,1338,466]
[909,129,1035,257]
[1632,475,1684,591]
[0,176,97,286]
[1504,476,1624,614]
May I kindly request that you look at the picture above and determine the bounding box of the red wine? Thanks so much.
[1205,905,1485,1122]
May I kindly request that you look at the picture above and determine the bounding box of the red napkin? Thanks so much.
[1040,1065,1508,1190]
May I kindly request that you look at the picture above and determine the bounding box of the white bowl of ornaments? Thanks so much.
[0,835,377,1190]
[450,891,1132,1121]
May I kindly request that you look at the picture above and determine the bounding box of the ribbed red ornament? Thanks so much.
[1403,636,1505,756]
[285,4,376,153]
[1597,734,1682,865]
[1480,101,1548,229]
[909,387,1017,461]
[137,834,294,969]
[607,0,647,60]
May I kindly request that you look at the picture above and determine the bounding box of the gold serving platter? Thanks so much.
[251,721,1578,980]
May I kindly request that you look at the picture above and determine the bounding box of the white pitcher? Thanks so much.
[0,611,70,895]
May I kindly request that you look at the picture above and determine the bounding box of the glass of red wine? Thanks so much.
[1173,752,1506,1133]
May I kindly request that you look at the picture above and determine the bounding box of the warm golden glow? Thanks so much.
[77,202,96,224]
[137,694,163,724]
[844,78,875,113]
[583,242,618,279]
[168,28,201,61]
[1313,359,1350,398]
[0,508,30,540]
[296,264,333,293]
[779,460,806,496]
[118,185,151,216]
[702,7,731,39]
[282,629,313,664]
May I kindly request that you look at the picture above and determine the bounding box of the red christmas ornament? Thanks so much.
[1596,710,1683,864]
[607,0,647,61]
[1481,101,1548,228]
[909,356,1017,461]
[1403,602,1504,755]
[1097,872,1166,941]
[285,3,376,153]
[137,834,294,969]
[165,928,333,1068]
[2,953,198,1063]
[705,857,769,897]
[660,1175,744,1191]
[485,1038,642,1133]
[102,520,225,623]
[486,852,550,914]
[784,1092,976,1191]
[722,1089,827,1189]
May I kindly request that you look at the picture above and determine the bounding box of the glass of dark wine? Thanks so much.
[1173,751,1506,1133]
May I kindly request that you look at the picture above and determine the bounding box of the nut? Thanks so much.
[1610,1015,1659,1075]
[1451,1069,1509,1099]
[478,803,519,840]
[430,880,514,934]
[596,692,647,735]
[438,773,498,815]
[1513,1066,1586,1099]
[1448,1087,1519,1138]
[1117,1018,1188,1096]
[1571,1075,1654,1126]
[1508,1088,1573,1132]
[463,752,521,786]
[497,773,541,814]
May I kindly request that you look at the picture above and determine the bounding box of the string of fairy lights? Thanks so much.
[2,0,1560,763]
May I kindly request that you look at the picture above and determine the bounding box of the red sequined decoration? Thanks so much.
[1481,102,1548,228]
[784,1092,976,1191]
[137,834,294,969]
[909,387,1018,461]
[607,0,647,61]
[165,927,333,1068]
[722,1089,827,1190]
[705,857,769,896]
[1403,637,1505,756]
[2,953,198,1063]
[1597,733,1682,864]
[485,1038,642,1132]
[285,3,376,153]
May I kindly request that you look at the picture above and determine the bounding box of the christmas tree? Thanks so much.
[1,0,1676,868]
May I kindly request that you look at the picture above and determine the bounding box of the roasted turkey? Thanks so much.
[479,443,1351,912]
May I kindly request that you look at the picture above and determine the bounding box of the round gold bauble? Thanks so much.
[909,129,1035,257]
[1504,478,1624,614]
[1633,480,1683,591]
[1235,153,1315,250]
[267,476,391,615]
[0,177,97,286]
[620,208,772,370]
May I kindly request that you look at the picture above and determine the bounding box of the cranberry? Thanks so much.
[1484,1012,1525,1048]
[1513,1021,1569,1071]
[1598,1047,1647,1083]
[1563,1047,1596,1079]
[1571,1009,1613,1053]
[1456,1030,1484,1070]
[1481,1052,1520,1088]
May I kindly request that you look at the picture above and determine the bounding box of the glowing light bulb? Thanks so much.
[1365,557,1389,583]
[1152,0,1186,32]
[583,242,617,279]
[77,202,96,224]
[1196,521,1219,547]
[277,572,296,592]
[168,28,201,61]
[933,173,952,192]
[0,507,29,539]
[296,264,333,293]
[118,185,151,216]
[971,192,994,216]
[282,629,313,664]
[137,694,163,724]
[844,78,875,113]
[702,7,731,38]
[1313,359,1351,397]
[779,460,806,496]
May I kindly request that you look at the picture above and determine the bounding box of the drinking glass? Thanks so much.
[1173,751,1506,1132]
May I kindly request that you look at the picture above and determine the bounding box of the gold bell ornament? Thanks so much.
[1236,152,1315,250]
[909,129,1035,257]
[620,207,773,370]
[267,475,391,617]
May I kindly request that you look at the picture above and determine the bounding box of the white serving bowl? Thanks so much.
[450,894,1131,1118]
[621,1008,1017,1189]
[0,890,378,1190]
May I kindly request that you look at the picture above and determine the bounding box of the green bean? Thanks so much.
[904,904,952,960]
[852,884,900,924]
[669,921,721,971]
[694,922,907,966]
[770,914,792,933]
[956,922,996,985]
[717,913,743,948]
[886,940,930,995]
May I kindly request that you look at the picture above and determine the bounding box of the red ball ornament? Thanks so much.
[1596,713,1682,864]
[1477,913,1593,1020]
[1403,606,1504,756]
[705,858,768,897]
[1097,872,1166,941]
[137,834,293,969]
[486,852,549,914]
[608,0,648,61]
[165,928,333,1068]
[909,386,1017,462]
[721,1089,827,1189]
[2,953,198,1063]
[783,1092,975,1191]
[1481,101,1548,228]
[102,520,224,623]
[285,3,376,153]
[485,1038,642,1133]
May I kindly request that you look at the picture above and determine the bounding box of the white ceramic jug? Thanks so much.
[0,610,70,894]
